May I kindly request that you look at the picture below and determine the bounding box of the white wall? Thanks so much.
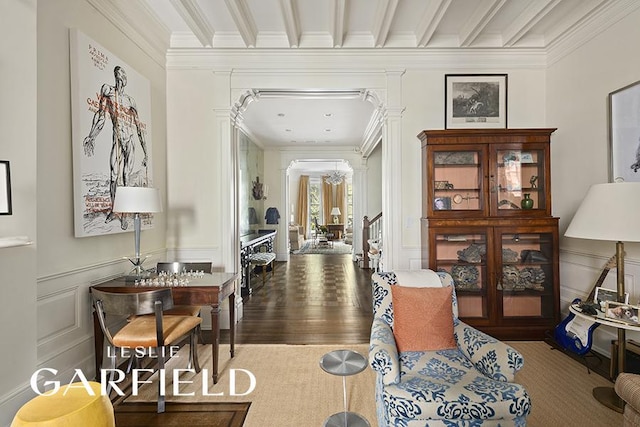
[0,1,169,423]
[549,6,640,355]
[0,1,38,424]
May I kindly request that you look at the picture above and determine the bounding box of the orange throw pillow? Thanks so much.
[391,286,456,352]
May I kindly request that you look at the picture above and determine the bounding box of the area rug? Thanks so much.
[115,402,249,426]
[126,344,375,427]
[127,342,623,427]
[293,240,353,255]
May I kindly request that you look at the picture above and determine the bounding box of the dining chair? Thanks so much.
[91,288,201,413]
[156,262,213,341]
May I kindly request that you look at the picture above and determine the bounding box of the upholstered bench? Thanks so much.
[249,252,276,286]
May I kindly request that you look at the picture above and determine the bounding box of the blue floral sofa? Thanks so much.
[369,271,531,426]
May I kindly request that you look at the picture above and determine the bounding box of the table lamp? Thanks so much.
[330,207,341,224]
[112,186,162,278]
[564,181,640,411]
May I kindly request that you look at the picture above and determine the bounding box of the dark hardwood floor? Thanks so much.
[219,254,374,344]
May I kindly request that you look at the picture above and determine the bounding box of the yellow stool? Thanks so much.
[11,381,114,427]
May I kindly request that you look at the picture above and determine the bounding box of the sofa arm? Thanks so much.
[616,373,640,422]
[455,321,524,383]
[369,318,400,385]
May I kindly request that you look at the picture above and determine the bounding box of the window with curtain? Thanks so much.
[309,181,322,230]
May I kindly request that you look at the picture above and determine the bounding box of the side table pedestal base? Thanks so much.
[593,386,624,413]
[323,412,370,427]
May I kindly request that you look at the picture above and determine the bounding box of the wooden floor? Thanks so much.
[218,254,373,345]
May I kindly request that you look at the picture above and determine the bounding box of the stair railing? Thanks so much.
[362,212,382,268]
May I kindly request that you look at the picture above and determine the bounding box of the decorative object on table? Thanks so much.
[502,248,519,262]
[605,301,640,326]
[450,264,480,290]
[565,181,640,411]
[70,29,154,238]
[457,242,486,263]
[521,193,534,209]
[609,79,640,182]
[433,196,451,210]
[444,74,508,129]
[330,206,341,224]
[595,286,629,310]
[112,186,162,278]
[530,175,538,188]
[0,160,11,215]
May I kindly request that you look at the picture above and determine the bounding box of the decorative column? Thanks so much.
[381,70,405,271]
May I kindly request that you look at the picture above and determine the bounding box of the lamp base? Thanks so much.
[123,256,151,281]
[592,386,624,413]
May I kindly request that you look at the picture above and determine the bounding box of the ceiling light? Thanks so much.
[325,129,331,132]
[324,113,332,117]
[285,129,291,132]
[325,162,346,185]
[277,113,285,117]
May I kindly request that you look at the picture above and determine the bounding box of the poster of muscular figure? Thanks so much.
[70,29,154,237]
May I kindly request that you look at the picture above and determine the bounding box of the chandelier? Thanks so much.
[325,170,346,185]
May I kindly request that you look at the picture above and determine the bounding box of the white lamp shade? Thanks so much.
[330,207,341,216]
[112,186,162,213]
[565,182,640,242]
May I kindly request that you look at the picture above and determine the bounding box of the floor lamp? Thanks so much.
[112,186,162,278]
[565,182,640,411]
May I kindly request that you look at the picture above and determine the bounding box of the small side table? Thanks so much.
[319,349,370,427]
[569,303,640,413]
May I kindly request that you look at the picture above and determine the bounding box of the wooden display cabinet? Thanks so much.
[418,129,559,340]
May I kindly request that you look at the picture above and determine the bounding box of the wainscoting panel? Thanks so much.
[36,252,165,383]
[560,249,640,357]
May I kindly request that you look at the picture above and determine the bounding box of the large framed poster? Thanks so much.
[609,79,640,183]
[70,29,154,237]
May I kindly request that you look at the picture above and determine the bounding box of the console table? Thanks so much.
[325,224,344,241]
[240,230,277,296]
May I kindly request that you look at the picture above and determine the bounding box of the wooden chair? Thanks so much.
[91,288,201,413]
[156,262,213,341]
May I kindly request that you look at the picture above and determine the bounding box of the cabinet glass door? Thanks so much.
[498,231,555,320]
[494,148,546,214]
[432,231,488,319]
[431,149,483,214]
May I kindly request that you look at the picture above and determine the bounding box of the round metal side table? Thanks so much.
[319,349,370,427]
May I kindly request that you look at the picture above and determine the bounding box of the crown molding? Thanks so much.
[547,0,640,66]
[166,47,548,70]
[86,0,170,67]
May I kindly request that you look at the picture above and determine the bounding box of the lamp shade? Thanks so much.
[112,187,162,213]
[565,182,640,242]
[330,207,341,216]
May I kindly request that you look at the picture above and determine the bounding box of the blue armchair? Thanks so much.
[369,271,531,426]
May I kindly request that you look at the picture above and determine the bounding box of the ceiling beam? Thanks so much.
[544,0,608,47]
[331,0,346,48]
[372,0,399,48]
[502,0,562,47]
[416,0,453,47]
[169,0,214,47]
[224,0,258,47]
[459,0,507,47]
[279,0,300,48]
